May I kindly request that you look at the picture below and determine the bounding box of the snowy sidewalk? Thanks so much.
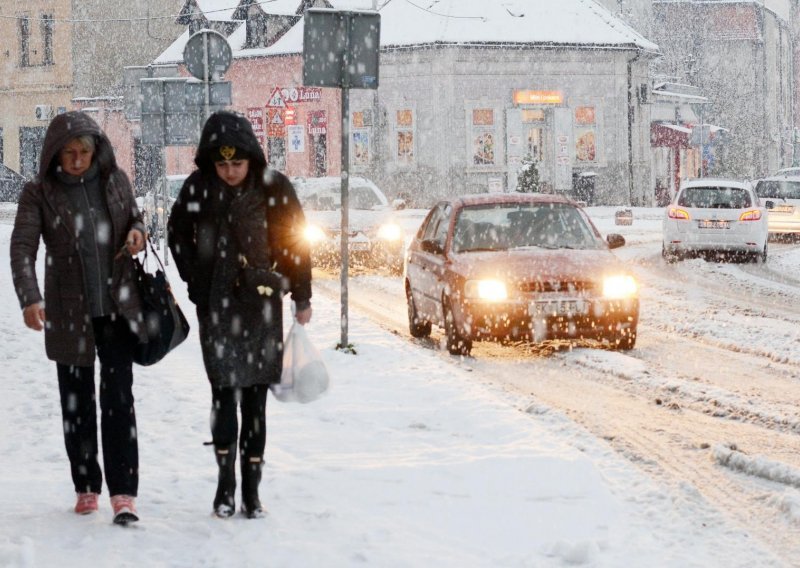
[0,222,779,567]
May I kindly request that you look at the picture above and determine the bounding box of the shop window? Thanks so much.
[351,110,372,167]
[41,14,54,65]
[471,108,496,166]
[395,109,415,165]
[574,106,597,163]
[19,15,30,67]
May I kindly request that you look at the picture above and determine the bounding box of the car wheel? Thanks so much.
[443,299,472,356]
[759,242,768,263]
[611,327,637,351]
[406,284,431,338]
[661,244,679,263]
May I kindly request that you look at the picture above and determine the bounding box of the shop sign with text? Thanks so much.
[247,107,265,143]
[513,90,564,105]
[307,111,327,135]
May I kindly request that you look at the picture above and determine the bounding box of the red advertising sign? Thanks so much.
[267,108,286,138]
[307,110,327,135]
[247,107,265,143]
[285,106,297,125]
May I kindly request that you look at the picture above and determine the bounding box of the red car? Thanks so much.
[404,193,639,355]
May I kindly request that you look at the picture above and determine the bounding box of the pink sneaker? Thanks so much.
[110,494,139,525]
[74,492,99,515]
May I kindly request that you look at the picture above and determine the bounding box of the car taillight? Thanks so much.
[739,210,762,221]
[668,207,690,220]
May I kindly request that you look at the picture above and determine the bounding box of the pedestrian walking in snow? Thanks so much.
[167,111,312,519]
[9,111,147,525]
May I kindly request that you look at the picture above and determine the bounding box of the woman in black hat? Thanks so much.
[168,111,312,518]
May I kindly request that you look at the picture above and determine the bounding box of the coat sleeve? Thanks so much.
[167,174,200,302]
[9,181,44,309]
[269,176,312,309]
[117,170,146,237]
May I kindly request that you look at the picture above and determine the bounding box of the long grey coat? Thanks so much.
[9,111,147,367]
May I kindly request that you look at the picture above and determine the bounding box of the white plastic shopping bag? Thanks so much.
[271,322,330,403]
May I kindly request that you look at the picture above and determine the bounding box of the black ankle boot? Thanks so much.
[241,457,264,518]
[213,445,237,518]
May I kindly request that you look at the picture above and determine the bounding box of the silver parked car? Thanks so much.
[662,178,768,263]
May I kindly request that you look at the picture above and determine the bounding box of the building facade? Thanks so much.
[0,1,183,187]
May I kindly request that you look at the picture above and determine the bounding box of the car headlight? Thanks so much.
[602,275,638,299]
[376,222,403,241]
[464,279,508,301]
[304,224,327,243]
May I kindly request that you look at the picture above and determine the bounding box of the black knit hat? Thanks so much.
[195,111,267,174]
[212,144,249,162]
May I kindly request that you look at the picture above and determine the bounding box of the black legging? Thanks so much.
[56,315,138,496]
[210,384,268,460]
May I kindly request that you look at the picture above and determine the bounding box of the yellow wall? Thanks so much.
[0,0,73,174]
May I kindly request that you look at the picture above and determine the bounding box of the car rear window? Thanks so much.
[755,180,800,200]
[677,187,752,209]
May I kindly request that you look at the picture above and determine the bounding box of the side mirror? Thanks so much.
[606,233,626,249]
[420,238,444,255]
[765,200,774,210]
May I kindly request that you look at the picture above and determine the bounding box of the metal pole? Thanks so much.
[203,32,211,121]
[340,13,352,349]
[161,146,169,265]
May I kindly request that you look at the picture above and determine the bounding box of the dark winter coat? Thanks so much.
[9,111,147,367]
[168,111,312,388]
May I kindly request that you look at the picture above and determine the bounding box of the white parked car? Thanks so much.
[754,173,800,237]
[292,176,426,273]
[662,178,768,263]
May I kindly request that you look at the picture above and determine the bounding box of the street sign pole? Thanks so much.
[340,16,351,350]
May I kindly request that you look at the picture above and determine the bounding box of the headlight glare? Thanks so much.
[602,275,638,299]
[465,279,508,301]
[377,222,403,241]
[304,224,327,243]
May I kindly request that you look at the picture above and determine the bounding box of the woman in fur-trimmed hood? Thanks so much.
[168,110,312,519]
[9,110,147,524]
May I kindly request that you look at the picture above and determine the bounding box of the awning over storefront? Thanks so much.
[651,122,691,148]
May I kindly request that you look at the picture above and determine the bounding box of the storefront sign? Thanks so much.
[307,111,327,136]
[280,87,322,104]
[247,107,265,143]
[513,90,564,105]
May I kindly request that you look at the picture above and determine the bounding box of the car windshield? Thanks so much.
[678,186,752,209]
[755,179,800,200]
[452,202,602,253]
[302,185,383,211]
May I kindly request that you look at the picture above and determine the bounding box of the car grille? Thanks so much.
[517,280,597,294]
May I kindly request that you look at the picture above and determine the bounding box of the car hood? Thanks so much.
[449,248,634,283]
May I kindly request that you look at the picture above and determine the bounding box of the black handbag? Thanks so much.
[132,240,190,366]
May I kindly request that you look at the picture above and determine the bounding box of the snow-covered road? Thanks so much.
[316,207,800,564]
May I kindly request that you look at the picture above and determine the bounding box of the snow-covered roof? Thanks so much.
[155,0,658,65]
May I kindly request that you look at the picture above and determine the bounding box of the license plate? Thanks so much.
[530,300,588,317]
[350,241,370,251]
[698,220,729,229]
[773,205,793,213]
